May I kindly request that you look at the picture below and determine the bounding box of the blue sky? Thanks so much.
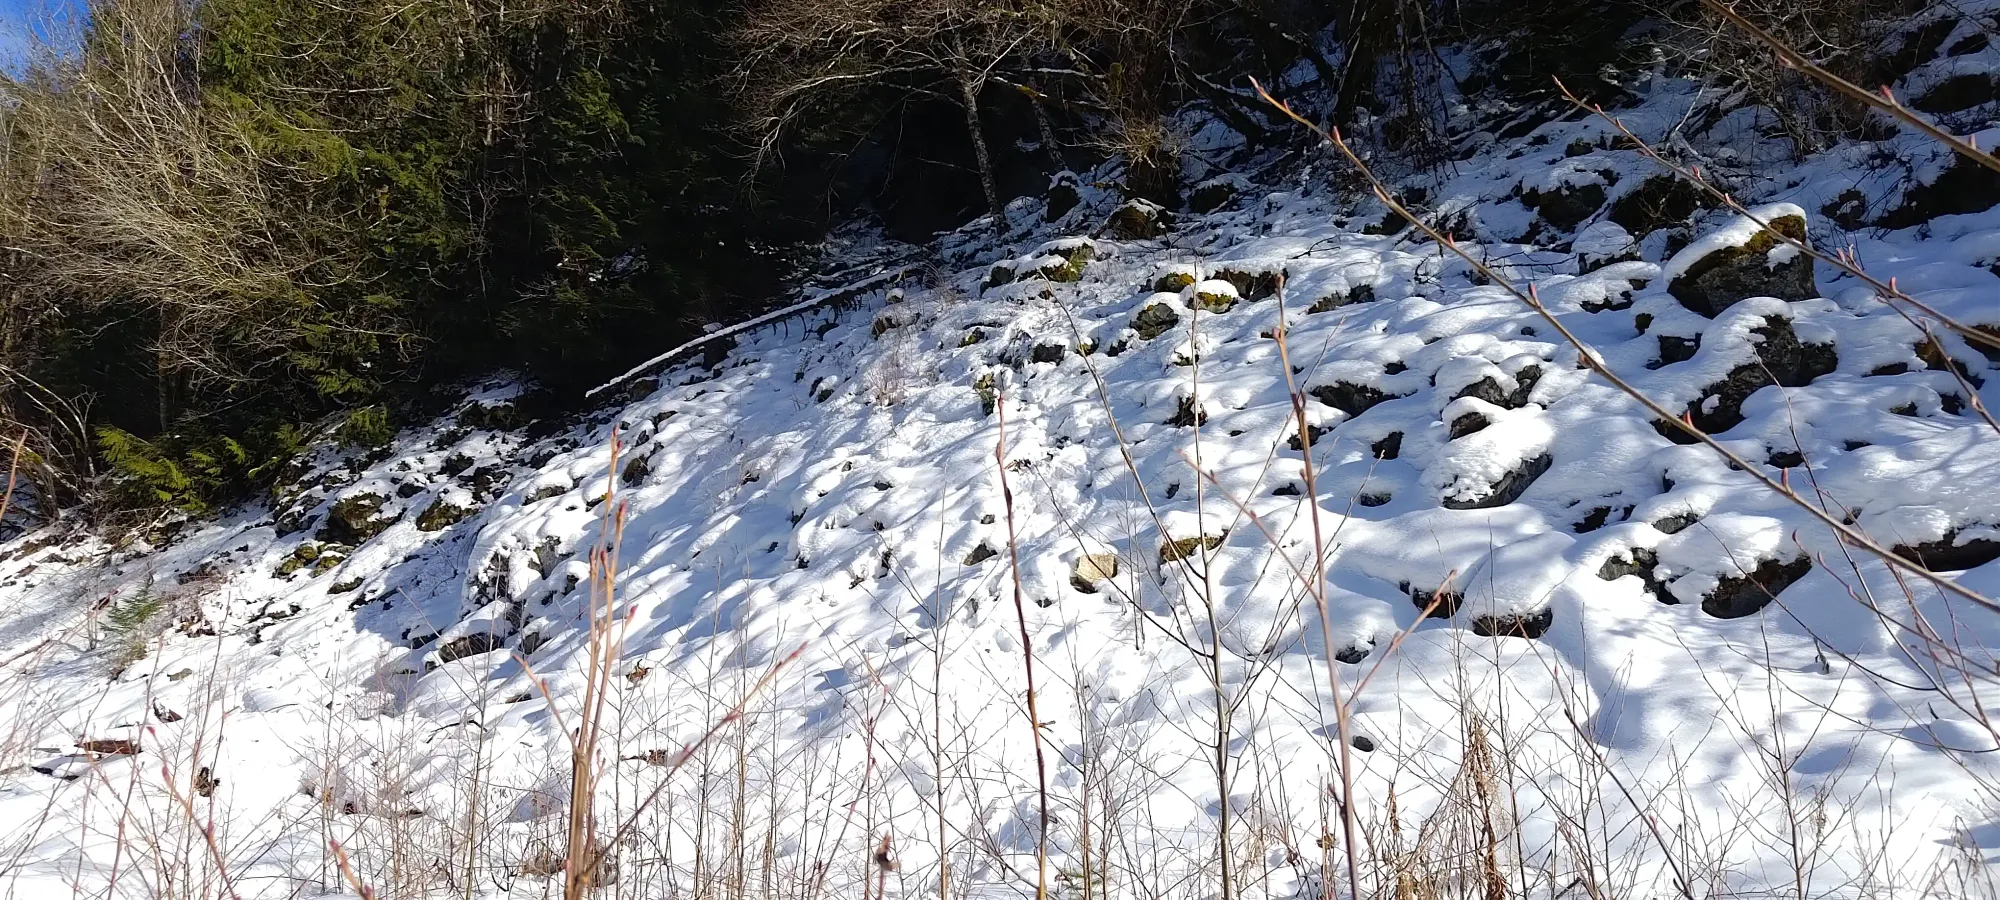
[0,0,77,64]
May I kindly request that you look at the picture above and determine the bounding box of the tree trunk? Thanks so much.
[1026,82,1066,173]
[962,79,1002,217]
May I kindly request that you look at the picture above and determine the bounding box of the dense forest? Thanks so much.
[0,0,1897,516]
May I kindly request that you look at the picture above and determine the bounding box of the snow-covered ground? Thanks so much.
[8,40,2000,900]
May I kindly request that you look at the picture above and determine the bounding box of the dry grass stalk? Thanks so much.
[993,391,1053,900]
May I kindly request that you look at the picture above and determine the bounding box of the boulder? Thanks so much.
[1892,527,2000,571]
[1103,200,1173,240]
[1664,205,1815,317]
[1472,607,1554,639]
[1657,316,1836,440]
[1185,279,1241,313]
[1441,453,1552,510]
[1913,72,2000,114]
[1574,221,1638,274]
[1311,283,1377,313]
[318,493,396,545]
[1212,268,1281,301]
[1310,382,1408,417]
[1045,172,1082,221]
[1608,175,1709,237]
[416,497,476,532]
[1877,152,2000,228]
[1070,553,1121,592]
[1701,555,1811,619]
[1160,533,1226,564]
[1523,181,1607,231]
[1189,176,1242,213]
[1166,394,1208,427]
[1133,302,1181,340]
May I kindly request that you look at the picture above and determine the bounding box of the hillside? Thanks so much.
[6,32,2000,900]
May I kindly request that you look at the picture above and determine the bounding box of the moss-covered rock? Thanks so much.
[974,373,997,416]
[1159,533,1225,564]
[1185,280,1241,313]
[1033,242,1095,282]
[1152,270,1197,293]
[317,493,396,545]
[1310,283,1375,313]
[1104,200,1172,239]
[276,541,342,578]
[416,497,476,532]
[1666,214,1815,317]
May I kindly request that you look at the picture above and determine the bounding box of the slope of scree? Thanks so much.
[6,50,2000,898]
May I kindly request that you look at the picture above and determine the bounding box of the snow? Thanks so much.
[8,36,2000,900]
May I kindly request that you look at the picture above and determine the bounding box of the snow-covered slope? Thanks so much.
[8,64,2000,899]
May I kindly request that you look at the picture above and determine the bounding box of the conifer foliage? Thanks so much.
[0,0,786,511]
